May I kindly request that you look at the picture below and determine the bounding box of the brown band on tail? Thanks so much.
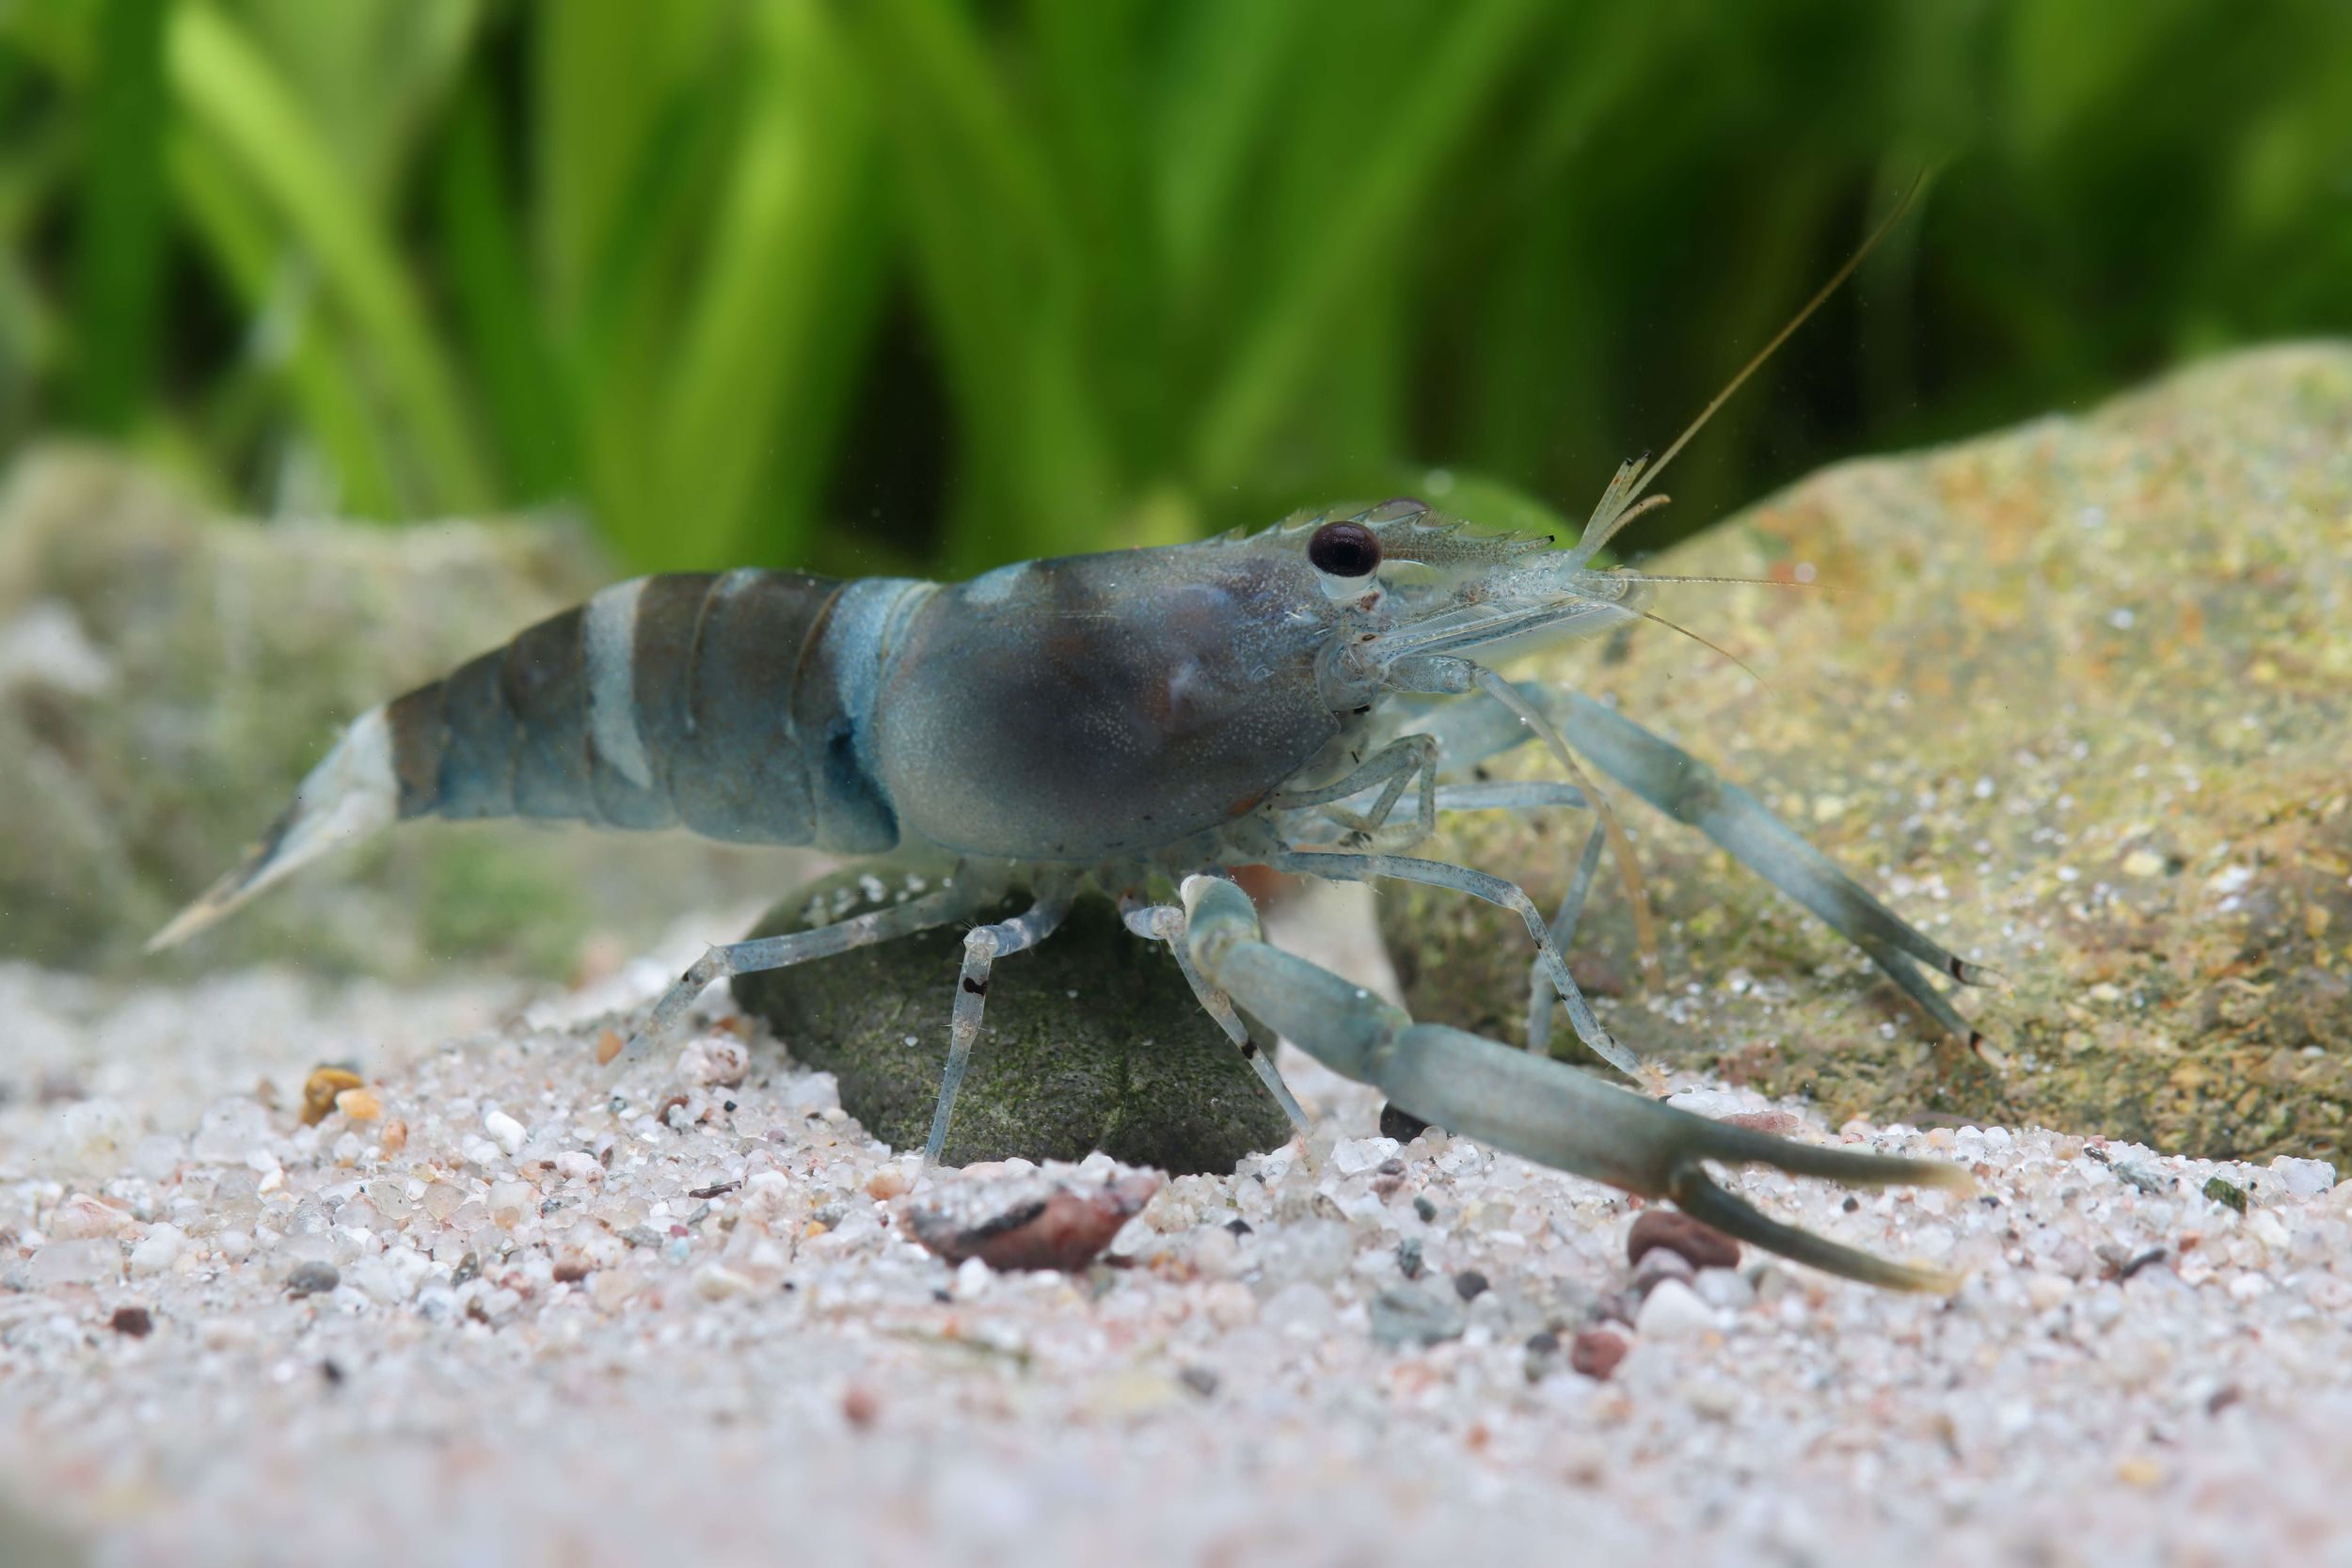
[384,682,447,818]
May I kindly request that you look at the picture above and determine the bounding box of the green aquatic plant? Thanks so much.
[0,0,2346,576]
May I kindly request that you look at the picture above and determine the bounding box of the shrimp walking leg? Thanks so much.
[1177,873,1966,1291]
[1526,821,1608,1059]
[1121,898,1311,1136]
[1270,734,1439,842]
[1265,846,1641,1077]
[613,881,993,1080]
[1407,680,1987,1042]
[1291,781,1593,843]
[1290,776,1613,1056]
[1430,781,1591,814]
[1549,690,1991,1039]
[925,889,1076,1165]
[1380,779,1612,1057]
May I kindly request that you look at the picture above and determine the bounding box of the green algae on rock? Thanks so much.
[1379,345,2352,1165]
[732,875,1293,1173]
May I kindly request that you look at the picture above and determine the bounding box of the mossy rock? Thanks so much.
[1382,345,2352,1164]
[733,875,1293,1173]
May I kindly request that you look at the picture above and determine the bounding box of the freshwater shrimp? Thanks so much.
[150,187,1983,1291]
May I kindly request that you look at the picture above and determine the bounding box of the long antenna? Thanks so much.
[1570,169,1931,565]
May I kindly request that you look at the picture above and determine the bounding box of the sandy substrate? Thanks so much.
[2,896,2347,1568]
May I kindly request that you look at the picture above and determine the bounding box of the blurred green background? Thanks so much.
[4,0,2349,578]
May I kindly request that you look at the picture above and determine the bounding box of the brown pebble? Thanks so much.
[594,1029,625,1067]
[909,1173,1161,1273]
[109,1306,153,1338]
[1717,1109,1801,1135]
[1569,1326,1630,1380]
[841,1382,881,1430]
[332,1087,381,1121]
[865,1164,913,1201]
[552,1261,590,1285]
[1628,1208,1741,1272]
[299,1067,365,1126]
[379,1118,408,1154]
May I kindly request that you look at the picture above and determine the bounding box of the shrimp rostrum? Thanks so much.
[151,484,1983,1291]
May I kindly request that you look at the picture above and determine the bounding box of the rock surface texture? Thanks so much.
[1384,346,2352,1165]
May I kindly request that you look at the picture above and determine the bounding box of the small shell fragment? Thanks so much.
[299,1067,365,1126]
[908,1169,1161,1273]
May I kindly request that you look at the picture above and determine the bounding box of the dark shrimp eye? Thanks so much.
[1308,520,1382,578]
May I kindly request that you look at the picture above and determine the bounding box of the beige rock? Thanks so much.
[1383,346,2352,1164]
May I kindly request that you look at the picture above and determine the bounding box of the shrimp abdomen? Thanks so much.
[151,569,914,948]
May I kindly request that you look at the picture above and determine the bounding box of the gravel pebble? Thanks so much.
[128,1224,184,1275]
[481,1109,527,1157]
[1635,1278,1719,1339]
[1717,1109,1802,1135]
[840,1383,881,1430]
[2203,1175,2249,1213]
[1570,1325,1632,1380]
[28,1238,118,1287]
[1628,1208,1741,1272]
[2269,1157,2336,1199]
[283,1261,340,1298]
[1630,1246,1695,1296]
[1368,1285,1467,1349]
[1692,1267,1755,1311]
[1332,1137,1400,1176]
